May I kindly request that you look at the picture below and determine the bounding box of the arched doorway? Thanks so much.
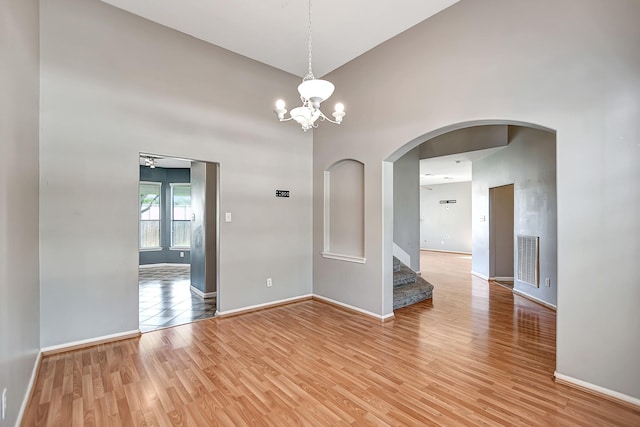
[383,120,557,315]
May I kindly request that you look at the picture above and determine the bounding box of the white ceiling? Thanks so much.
[419,147,504,187]
[100,0,460,77]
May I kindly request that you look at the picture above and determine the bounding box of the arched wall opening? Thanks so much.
[382,120,557,315]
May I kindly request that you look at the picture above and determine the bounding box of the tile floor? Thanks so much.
[139,264,216,332]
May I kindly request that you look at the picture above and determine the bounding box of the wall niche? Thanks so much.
[322,159,365,263]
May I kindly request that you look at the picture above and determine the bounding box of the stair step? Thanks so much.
[394,263,417,287]
[393,275,434,310]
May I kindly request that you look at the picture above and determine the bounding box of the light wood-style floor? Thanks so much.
[23,251,640,426]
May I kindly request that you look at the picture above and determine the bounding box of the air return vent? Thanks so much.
[517,235,539,287]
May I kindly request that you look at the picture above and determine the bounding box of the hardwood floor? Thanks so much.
[22,252,639,426]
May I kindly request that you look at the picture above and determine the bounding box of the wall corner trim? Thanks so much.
[554,372,640,409]
[312,295,393,322]
[512,288,557,311]
[471,271,489,280]
[190,286,217,299]
[16,350,43,427]
[41,330,142,356]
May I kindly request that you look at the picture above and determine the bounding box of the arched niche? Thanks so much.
[322,159,366,263]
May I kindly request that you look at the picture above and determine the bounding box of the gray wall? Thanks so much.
[0,0,41,424]
[313,0,640,400]
[420,182,472,253]
[393,147,420,271]
[473,128,556,305]
[190,162,218,295]
[420,125,508,159]
[139,166,191,265]
[39,0,312,347]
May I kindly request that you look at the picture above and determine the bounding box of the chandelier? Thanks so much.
[274,0,345,131]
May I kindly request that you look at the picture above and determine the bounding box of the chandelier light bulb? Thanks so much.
[335,103,344,113]
[275,99,286,109]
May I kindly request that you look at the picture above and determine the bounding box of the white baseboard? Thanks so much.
[471,270,489,280]
[512,288,557,311]
[139,263,189,269]
[41,330,141,356]
[190,285,216,299]
[554,372,640,409]
[421,249,472,255]
[217,294,313,318]
[16,350,42,427]
[492,276,514,282]
[312,294,394,322]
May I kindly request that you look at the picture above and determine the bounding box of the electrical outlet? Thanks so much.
[2,387,7,420]
[266,277,273,287]
[180,252,184,258]
[545,278,551,287]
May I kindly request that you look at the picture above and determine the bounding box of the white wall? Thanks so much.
[393,147,420,271]
[313,0,640,400]
[39,0,312,347]
[0,0,41,424]
[420,182,472,253]
[472,127,556,306]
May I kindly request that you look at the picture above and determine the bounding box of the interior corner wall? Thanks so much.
[313,0,640,400]
[39,0,312,347]
[393,147,420,271]
[420,182,472,253]
[139,166,191,265]
[0,0,41,424]
[472,127,556,306]
[189,162,218,295]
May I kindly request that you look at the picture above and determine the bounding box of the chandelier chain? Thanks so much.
[304,0,314,81]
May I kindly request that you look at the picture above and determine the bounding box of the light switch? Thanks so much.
[225,212,232,222]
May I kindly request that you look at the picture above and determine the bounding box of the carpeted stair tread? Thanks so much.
[393,263,417,287]
[393,275,434,310]
[392,257,434,310]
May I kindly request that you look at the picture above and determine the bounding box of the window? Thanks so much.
[171,183,191,248]
[139,182,161,249]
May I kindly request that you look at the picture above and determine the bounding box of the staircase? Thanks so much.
[393,257,434,310]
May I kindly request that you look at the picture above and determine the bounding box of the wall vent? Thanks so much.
[517,235,539,287]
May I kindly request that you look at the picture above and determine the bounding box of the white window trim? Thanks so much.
[139,181,162,250]
[170,183,191,249]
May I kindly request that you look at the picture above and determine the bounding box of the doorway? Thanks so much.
[138,154,219,332]
[489,184,514,285]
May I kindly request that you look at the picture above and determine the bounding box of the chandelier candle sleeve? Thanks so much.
[273,0,346,131]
